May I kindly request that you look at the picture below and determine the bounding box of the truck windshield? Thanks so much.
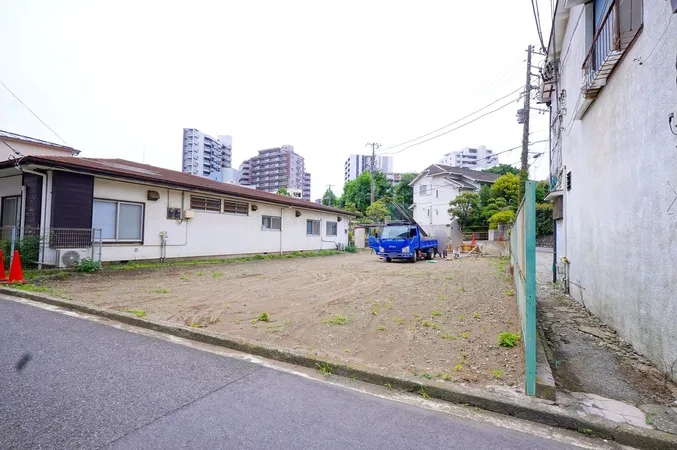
[381,226,409,239]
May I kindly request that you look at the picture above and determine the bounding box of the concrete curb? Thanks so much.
[4,288,676,449]
[536,326,557,401]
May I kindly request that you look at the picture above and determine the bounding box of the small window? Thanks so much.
[306,219,320,236]
[419,185,429,195]
[326,221,337,236]
[262,215,281,231]
[191,195,221,212]
[223,199,249,215]
[93,199,144,242]
[436,190,438,198]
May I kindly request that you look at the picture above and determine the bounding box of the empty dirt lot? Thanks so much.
[46,252,525,387]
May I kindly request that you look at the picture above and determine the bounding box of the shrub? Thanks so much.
[497,332,521,347]
[73,258,101,273]
[535,203,554,236]
[1,235,41,269]
[488,210,516,230]
[344,244,357,253]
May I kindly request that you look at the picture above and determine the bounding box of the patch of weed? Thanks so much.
[196,272,204,276]
[431,310,442,317]
[459,287,466,292]
[645,417,654,426]
[370,308,377,315]
[323,314,348,325]
[211,272,224,278]
[441,334,457,340]
[189,323,200,328]
[344,348,351,353]
[316,362,333,376]
[497,332,520,347]
[153,288,169,294]
[419,387,430,399]
[178,275,188,281]
[376,324,386,331]
[393,317,405,325]
[420,372,432,379]
[454,364,462,371]
[251,312,269,324]
[383,301,393,310]
[505,289,515,296]
[461,331,471,339]
[421,320,431,327]
[431,323,440,330]
[578,428,594,436]
[492,369,504,379]
[384,383,393,390]
[443,373,451,381]
[122,309,146,317]
[473,312,480,319]
[458,313,465,321]
[436,294,448,301]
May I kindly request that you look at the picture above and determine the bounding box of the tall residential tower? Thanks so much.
[344,154,393,183]
[182,128,232,177]
[240,145,311,200]
[439,146,497,170]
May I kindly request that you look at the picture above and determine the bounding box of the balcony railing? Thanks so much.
[582,0,642,99]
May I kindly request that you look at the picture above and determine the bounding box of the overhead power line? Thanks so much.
[379,96,522,156]
[531,0,546,51]
[377,86,524,153]
[0,80,68,145]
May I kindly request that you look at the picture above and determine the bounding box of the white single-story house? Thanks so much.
[0,155,354,266]
[410,164,500,236]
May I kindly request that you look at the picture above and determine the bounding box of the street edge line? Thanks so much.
[3,288,675,450]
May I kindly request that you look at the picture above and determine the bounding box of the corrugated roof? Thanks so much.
[0,130,80,154]
[433,164,501,182]
[2,156,356,216]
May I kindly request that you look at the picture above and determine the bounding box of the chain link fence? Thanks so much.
[0,227,102,270]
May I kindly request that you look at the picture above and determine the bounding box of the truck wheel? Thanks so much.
[384,257,392,263]
[425,250,433,260]
[410,253,416,263]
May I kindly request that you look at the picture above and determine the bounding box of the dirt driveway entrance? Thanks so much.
[47,252,524,387]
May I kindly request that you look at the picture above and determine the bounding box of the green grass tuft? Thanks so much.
[497,331,520,347]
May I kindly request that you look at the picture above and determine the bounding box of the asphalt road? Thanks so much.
[0,298,577,449]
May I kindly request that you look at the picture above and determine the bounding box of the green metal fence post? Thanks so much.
[524,181,536,396]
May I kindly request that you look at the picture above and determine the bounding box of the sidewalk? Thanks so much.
[535,251,677,435]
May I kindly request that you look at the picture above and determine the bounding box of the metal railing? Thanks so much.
[0,227,102,269]
[510,181,537,396]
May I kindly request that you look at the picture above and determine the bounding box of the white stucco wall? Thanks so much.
[555,2,677,375]
[411,176,461,227]
[0,141,75,159]
[92,178,349,262]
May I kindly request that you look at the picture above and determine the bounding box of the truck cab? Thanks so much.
[377,222,437,263]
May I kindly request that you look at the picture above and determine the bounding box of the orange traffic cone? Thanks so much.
[0,249,7,282]
[498,235,503,242]
[8,250,24,283]
[471,233,477,245]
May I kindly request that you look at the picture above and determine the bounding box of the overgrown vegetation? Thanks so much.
[492,369,504,379]
[344,244,357,253]
[122,309,147,317]
[323,314,348,325]
[497,332,521,347]
[73,258,101,273]
[1,235,41,269]
[316,362,333,376]
[252,312,269,324]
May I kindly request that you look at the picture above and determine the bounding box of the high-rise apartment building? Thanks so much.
[344,154,393,183]
[182,128,232,177]
[439,145,498,170]
[241,145,311,200]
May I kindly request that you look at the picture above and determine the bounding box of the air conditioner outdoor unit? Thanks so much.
[55,249,92,268]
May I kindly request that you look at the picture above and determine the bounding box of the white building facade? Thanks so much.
[0,155,351,265]
[439,146,498,170]
[410,164,499,236]
[344,154,393,182]
[182,128,232,177]
[543,0,677,379]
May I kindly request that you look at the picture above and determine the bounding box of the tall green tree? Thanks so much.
[448,192,480,229]
[321,187,338,206]
[339,171,392,214]
[491,173,520,210]
[393,172,417,208]
[365,200,389,222]
[483,164,520,176]
[535,180,550,203]
[276,187,291,196]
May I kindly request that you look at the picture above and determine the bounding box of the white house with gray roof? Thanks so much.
[409,164,500,236]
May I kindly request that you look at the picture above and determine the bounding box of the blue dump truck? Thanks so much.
[377,222,438,263]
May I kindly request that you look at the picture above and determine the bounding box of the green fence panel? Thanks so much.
[510,181,536,396]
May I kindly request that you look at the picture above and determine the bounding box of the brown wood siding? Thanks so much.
[50,171,94,229]
[22,173,43,229]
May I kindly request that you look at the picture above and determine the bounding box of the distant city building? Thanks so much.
[182,129,232,177]
[387,172,403,186]
[238,160,253,186]
[241,145,311,200]
[344,154,393,183]
[439,146,497,170]
[207,167,241,184]
[314,199,322,204]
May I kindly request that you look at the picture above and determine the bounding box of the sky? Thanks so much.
[0,0,551,200]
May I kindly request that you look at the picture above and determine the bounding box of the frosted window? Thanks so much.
[93,201,116,239]
[118,203,143,240]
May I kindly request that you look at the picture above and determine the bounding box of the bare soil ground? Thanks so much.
[46,252,525,387]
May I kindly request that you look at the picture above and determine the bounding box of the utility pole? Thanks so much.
[519,45,534,203]
[324,184,334,206]
[366,142,381,205]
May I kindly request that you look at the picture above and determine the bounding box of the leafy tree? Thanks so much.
[483,164,519,176]
[276,187,291,196]
[448,192,480,228]
[365,200,389,222]
[321,187,338,206]
[491,173,520,210]
[339,171,392,214]
[478,184,492,207]
[535,203,553,236]
[535,180,550,203]
[488,210,516,230]
[393,172,417,208]
[340,201,360,215]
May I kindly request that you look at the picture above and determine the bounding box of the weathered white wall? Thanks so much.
[0,141,75,159]
[92,178,348,262]
[557,2,677,375]
[412,176,460,227]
